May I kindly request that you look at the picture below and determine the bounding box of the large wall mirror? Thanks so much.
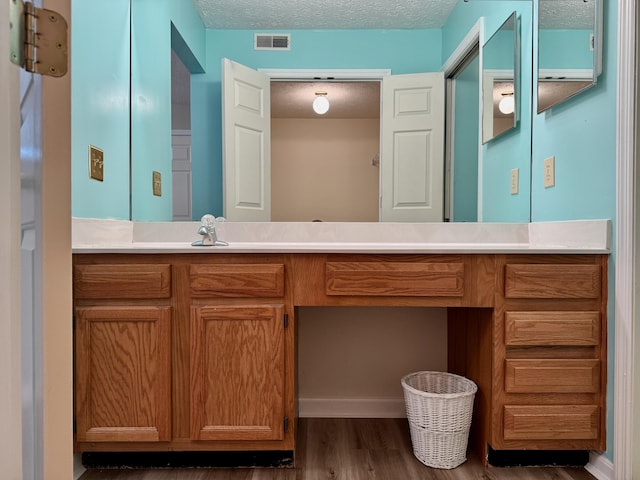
[72,0,534,224]
[482,12,518,143]
[537,0,603,113]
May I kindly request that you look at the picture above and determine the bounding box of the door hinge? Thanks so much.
[284,312,289,329]
[9,0,69,77]
[284,416,289,433]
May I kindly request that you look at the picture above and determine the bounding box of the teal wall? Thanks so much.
[71,0,130,220]
[131,0,205,221]
[452,54,479,222]
[531,0,617,460]
[443,1,533,222]
[71,0,205,221]
[539,29,594,70]
[192,29,442,218]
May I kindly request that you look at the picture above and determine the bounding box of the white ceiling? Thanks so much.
[192,0,457,30]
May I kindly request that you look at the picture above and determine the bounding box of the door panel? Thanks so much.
[190,304,285,441]
[75,306,172,442]
[222,59,271,221]
[381,72,445,222]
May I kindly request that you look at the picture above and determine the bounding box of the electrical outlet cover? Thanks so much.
[153,171,162,196]
[89,145,104,181]
[544,156,555,188]
[510,168,519,195]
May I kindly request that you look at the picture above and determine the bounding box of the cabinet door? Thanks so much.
[190,304,285,441]
[75,306,172,442]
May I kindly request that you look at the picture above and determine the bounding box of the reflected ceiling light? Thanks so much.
[498,92,515,115]
[312,91,329,115]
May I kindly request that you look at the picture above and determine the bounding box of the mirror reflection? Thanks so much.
[71,1,534,224]
[537,0,602,113]
[482,12,518,144]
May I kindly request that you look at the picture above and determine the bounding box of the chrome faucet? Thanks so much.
[191,214,228,246]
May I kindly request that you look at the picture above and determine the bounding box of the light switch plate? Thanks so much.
[88,145,104,181]
[510,168,519,195]
[543,156,555,188]
[152,171,162,196]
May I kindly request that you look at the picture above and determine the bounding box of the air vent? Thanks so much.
[254,33,291,51]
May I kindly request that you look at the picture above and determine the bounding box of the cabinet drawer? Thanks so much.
[74,264,171,299]
[190,264,284,298]
[505,264,601,299]
[505,311,600,346]
[504,405,599,440]
[505,359,600,393]
[325,261,464,297]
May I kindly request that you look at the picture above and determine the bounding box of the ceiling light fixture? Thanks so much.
[312,91,329,115]
[498,92,515,115]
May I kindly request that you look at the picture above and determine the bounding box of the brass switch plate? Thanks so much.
[89,145,104,181]
[153,171,162,196]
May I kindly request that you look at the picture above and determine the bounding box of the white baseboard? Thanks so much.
[585,452,614,480]
[73,453,86,480]
[299,397,406,418]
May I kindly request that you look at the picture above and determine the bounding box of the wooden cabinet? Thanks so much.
[188,263,287,443]
[73,264,172,443]
[448,254,607,459]
[490,256,606,454]
[73,252,606,462]
[73,254,293,454]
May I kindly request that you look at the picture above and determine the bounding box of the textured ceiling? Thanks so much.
[175,0,596,118]
[539,0,596,29]
[271,81,380,119]
[192,0,458,29]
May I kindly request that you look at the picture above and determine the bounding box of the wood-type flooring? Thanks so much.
[79,418,598,480]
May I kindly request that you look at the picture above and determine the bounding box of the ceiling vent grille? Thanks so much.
[254,33,291,51]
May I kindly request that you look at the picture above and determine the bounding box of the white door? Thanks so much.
[222,58,271,221]
[171,131,192,221]
[380,72,445,222]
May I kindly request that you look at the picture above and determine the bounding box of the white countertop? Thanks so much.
[71,218,612,254]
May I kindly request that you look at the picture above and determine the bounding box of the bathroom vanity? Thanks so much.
[72,220,609,463]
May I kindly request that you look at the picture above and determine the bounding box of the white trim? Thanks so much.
[441,17,484,222]
[441,18,483,77]
[171,128,191,136]
[538,68,594,80]
[615,0,637,478]
[586,452,615,480]
[73,453,86,480]
[259,68,391,80]
[299,397,406,418]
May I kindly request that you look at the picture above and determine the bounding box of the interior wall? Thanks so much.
[71,0,130,220]
[271,118,380,222]
[297,307,447,417]
[452,54,479,222]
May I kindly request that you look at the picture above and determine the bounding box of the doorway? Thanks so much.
[224,63,445,223]
[270,81,381,222]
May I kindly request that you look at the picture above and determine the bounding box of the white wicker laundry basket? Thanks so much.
[401,371,477,469]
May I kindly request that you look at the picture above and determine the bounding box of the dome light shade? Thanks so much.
[498,93,515,115]
[313,94,330,115]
